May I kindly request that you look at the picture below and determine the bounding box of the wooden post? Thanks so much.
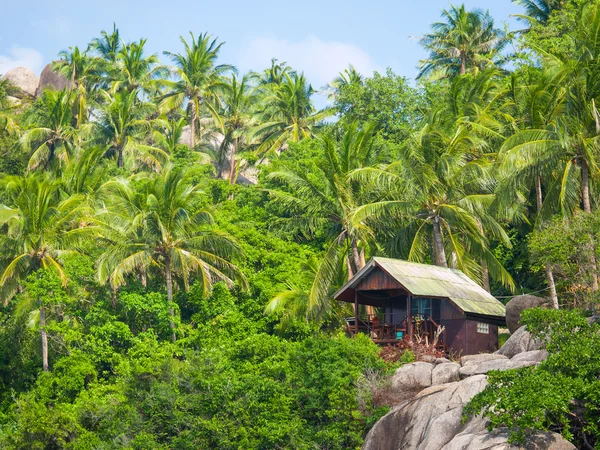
[407,294,413,341]
[354,290,359,336]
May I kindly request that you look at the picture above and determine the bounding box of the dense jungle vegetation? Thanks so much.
[2,0,600,448]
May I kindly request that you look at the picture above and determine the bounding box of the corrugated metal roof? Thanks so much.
[336,257,506,318]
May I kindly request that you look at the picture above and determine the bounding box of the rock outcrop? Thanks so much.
[505,294,550,333]
[363,334,563,449]
[496,326,543,358]
[1,66,39,97]
[36,63,72,96]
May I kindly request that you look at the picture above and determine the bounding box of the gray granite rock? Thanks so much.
[432,362,460,385]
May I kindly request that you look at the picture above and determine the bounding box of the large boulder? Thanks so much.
[432,362,460,385]
[365,353,560,450]
[36,63,72,96]
[364,347,552,450]
[1,66,39,97]
[443,429,575,450]
[363,375,489,450]
[459,358,538,378]
[496,326,543,358]
[506,294,550,334]
[461,353,508,367]
[391,362,433,391]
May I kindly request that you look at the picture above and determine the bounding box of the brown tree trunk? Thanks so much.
[481,260,491,293]
[545,265,559,309]
[536,174,543,213]
[165,254,176,342]
[189,100,196,149]
[460,53,466,75]
[582,159,591,213]
[536,177,559,308]
[350,238,363,273]
[346,258,354,281]
[477,222,491,293]
[117,146,124,168]
[228,137,238,184]
[432,216,448,267]
[40,303,49,372]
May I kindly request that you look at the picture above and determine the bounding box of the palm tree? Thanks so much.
[161,33,234,148]
[258,59,295,87]
[0,175,89,370]
[219,74,258,183]
[111,39,168,97]
[53,46,99,127]
[251,72,333,156]
[95,90,167,169]
[352,110,515,291]
[21,89,82,171]
[498,68,567,307]
[96,166,246,341]
[418,5,507,79]
[512,0,562,25]
[327,65,363,100]
[90,23,122,64]
[266,123,378,320]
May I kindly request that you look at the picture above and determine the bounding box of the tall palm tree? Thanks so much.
[258,59,295,87]
[96,167,246,341]
[251,72,333,156]
[90,23,122,64]
[219,74,258,183]
[161,33,234,148]
[498,68,567,307]
[418,5,507,79]
[352,110,515,291]
[111,39,168,97]
[266,123,378,320]
[53,46,100,127]
[95,90,167,169]
[21,89,82,171]
[0,175,89,370]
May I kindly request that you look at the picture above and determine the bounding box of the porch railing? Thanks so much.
[345,313,446,350]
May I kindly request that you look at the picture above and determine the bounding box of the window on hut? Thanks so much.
[477,322,489,334]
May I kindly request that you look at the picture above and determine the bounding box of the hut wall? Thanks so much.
[465,320,499,354]
[440,301,466,355]
[357,270,402,291]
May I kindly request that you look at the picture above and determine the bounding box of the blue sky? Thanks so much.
[1,0,522,88]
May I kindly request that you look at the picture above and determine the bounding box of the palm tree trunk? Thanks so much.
[228,137,238,184]
[117,145,124,168]
[40,302,49,372]
[189,100,196,149]
[581,159,591,213]
[432,216,448,267]
[536,174,543,212]
[481,260,491,293]
[545,265,559,309]
[346,258,354,281]
[536,177,559,308]
[165,254,176,342]
[350,238,363,273]
[476,221,491,292]
[460,53,467,75]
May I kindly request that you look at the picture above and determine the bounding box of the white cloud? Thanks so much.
[237,35,379,88]
[0,47,44,75]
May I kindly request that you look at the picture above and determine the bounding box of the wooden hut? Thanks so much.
[334,257,506,355]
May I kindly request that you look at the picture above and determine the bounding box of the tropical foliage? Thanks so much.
[1,1,600,447]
